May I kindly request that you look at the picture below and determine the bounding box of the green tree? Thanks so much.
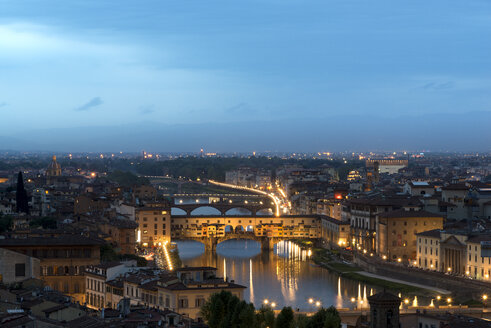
[201,291,256,328]
[323,306,341,328]
[256,306,275,328]
[29,217,57,229]
[16,171,29,214]
[275,306,294,328]
[0,215,13,233]
[306,307,341,328]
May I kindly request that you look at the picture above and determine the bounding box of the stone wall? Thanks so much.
[353,253,491,299]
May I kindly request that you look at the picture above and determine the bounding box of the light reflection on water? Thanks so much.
[176,239,379,310]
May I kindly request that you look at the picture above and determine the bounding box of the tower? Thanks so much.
[368,291,401,328]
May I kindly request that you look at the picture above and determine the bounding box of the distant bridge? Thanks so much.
[174,232,287,252]
[170,195,275,216]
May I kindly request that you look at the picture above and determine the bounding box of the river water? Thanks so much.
[176,239,379,311]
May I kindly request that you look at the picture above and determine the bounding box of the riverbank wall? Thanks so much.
[353,253,491,300]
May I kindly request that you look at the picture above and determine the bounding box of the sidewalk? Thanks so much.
[356,271,451,294]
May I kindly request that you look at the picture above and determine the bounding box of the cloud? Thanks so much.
[139,105,155,115]
[75,97,103,111]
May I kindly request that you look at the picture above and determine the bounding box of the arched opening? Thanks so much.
[235,225,245,233]
[256,208,274,216]
[190,206,221,216]
[225,207,252,215]
[171,207,187,215]
[246,225,254,232]
[224,225,234,233]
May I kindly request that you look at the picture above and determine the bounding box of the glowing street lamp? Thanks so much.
[263,299,269,305]
[308,298,314,304]
[436,295,441,301]
[315,301,321,307]
[271,302,276,308]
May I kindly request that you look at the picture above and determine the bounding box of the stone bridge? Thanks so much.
[171,203,275,216]
[175,232,286,252]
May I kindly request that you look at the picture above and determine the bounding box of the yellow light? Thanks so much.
[308,298,314,304]
[397,258,402,263]
[483,294,488,301]
[263,299,269,304]
[382,255,387,260]
[447,298,452,304]
[436,295,441,300]
[466,270,470,275]
[404,299,409,304]
[413,261,417,265]
[363,249,367,254]
[315,301,321,307]
[486,274,490,279]
[350,297,356,303]
[271,302,276,308]
[91,172,96,177]
[447,267,451,272]
[431,264,434,268]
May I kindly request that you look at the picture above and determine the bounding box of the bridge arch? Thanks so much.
[234,225,245,233]
[171,207,187,215]
[224,207,252,215]
[190,206,222,216]
[256,208,274,216]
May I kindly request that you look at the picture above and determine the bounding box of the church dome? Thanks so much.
[46,155,62,176]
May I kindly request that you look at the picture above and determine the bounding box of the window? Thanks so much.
[179,298,189,308]
[15,263,26,277]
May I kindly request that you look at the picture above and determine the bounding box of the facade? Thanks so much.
[367,291,401,328]
[136,205,171,247]
[0,235,103,303]
[0,248,40,284]
[415,229,441,270]
[157,267,246,320]
[377,209,444,262]
[346,197,422,253]
[99,219,138,254]
[85,261,137,309]
[320,215,350,247]
[366,159,408,175]
[416,230,491,280]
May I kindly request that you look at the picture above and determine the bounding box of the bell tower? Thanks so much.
[368,291,401,328]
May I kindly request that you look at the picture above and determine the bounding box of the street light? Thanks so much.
[308,298,314,304]
[263,299,269,305]
[271,302,276,308]
[315,301,321,307]
[436,295,441,301]
[447,298,452,305]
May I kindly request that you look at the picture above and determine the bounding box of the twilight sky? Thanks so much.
[1,0,491,151]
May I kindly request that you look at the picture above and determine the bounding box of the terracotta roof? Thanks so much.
[368,291,401,303]
[416,229,441,238]
[379,209,443,219]
[0,235,104,247]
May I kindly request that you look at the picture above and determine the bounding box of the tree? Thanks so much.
[324,306,341,328]
[16,171,29,214]
[275,306,294,328]
[256,306,275,328]
[201,291,256,328]
[306,307,341,328]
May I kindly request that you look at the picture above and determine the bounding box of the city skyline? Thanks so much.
[1,0,491,152]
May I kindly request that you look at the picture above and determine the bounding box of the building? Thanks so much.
[415,229,441,270]
[136,205,171,247]
[85,261,137,309]
[46,155,62,177]
[367,291,401,328]
[99,219,138,254]
[0,248,40,284]
[377,209,444,262]
[416,230,491,280]
[366,159,408,175]
[157,267,246,320]
[346,197,422,253]
[0,235,103,303]
[320,216,350,247]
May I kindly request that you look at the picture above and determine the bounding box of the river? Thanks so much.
[175,239,379,311]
